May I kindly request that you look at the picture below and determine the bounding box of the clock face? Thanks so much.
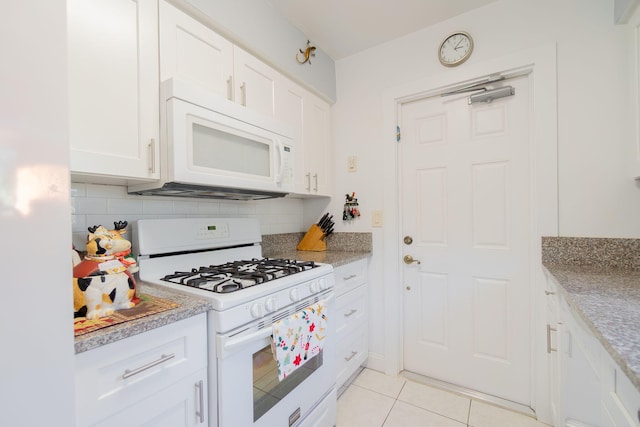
[439,32,473,67]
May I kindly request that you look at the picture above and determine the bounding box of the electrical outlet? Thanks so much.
[372,210,383,227]
[347,156,358,172]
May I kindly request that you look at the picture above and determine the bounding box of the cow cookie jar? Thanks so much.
[72,221,139,320]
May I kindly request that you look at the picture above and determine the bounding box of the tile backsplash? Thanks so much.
[71,183,305,249]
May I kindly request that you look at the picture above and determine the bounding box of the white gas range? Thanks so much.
[135,217,337,427]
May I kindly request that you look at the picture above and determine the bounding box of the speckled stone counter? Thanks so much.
[542,237,640,392]
[74,283,213,354]
[263,248,371,267]
[262,231,372,267]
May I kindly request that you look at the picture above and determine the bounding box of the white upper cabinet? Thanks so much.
[276,79,332,197]
[160,1,278,118]
[233,46,279,118]
[68,0,159,181]
[303,91,332,196]
[159,0,233,100]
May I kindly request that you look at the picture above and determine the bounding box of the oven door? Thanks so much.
[216,291,335,427]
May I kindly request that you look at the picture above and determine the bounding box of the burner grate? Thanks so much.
[161,258,316,293]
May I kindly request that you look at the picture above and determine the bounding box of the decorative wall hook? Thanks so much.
[296,40,316,65]
[343,192,361,221]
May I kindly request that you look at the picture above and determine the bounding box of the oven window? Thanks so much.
[253,344,323,422]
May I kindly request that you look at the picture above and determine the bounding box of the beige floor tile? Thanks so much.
[383,401,467,427]
[468,400,550,427]
[397,381,471,424]
[337,384,395,427]
[352,368,407,399]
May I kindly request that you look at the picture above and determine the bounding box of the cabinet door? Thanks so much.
[91,369,208,427]
[68,0,159,180]
[233,46,279,117]
[159,0,233,100]
[560,298,602,427]
[276,79,306,192]
[303,92,332,196]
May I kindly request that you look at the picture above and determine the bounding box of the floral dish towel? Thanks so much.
[271,299,328,381]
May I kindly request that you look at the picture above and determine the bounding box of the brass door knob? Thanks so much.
[403,255,421,265]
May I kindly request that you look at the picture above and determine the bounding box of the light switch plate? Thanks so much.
[372,210,383,227]
[347,156,358,172]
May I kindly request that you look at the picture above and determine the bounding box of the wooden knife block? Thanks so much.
[296,224,327,252]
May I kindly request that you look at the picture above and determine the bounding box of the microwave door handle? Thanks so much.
[275,139,284,184]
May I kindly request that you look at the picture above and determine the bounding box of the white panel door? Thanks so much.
[401,75,531,405]
[159,0,234,100]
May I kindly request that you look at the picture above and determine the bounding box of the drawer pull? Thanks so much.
[345,351,358,362]
[343,274,357,281]
[545,290,555,295]
[195,380,205,423]
[546,324,557,354]
[344,309,358,317]
[122,353,175,379]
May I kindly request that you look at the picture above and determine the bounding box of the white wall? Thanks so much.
[330,0,640,373]
[71,183,306,249]
[0,2,76,425]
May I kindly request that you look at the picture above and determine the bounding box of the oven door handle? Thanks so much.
[217,327,273,358]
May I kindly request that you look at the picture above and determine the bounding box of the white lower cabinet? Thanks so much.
[547,278,640,427]
[333,259,369,393]
[75,314,208,427]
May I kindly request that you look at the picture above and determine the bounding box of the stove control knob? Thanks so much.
[265,297,277,313]
[318,278,328,290]
[250,303,264,318]
[289,288,300,302]
[309,280,320,293]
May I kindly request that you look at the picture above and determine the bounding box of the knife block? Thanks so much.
[296,224,327,252]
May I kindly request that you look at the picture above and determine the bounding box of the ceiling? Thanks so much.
[268,0,499,60]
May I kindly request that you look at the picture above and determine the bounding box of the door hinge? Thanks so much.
[396,126,401,142]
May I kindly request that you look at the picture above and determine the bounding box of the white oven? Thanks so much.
[216,290,336,427]
[135,218,337,427]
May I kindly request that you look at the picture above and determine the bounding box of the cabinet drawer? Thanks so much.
[335,285,367,340]
[336,326,368,389]
[334,259,367,297]
[76,314,207,426]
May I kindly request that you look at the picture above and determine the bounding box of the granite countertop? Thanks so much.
[263,249,371,268]
[543,263,640,392]
[74,282,213,354]
[261,230,372,268]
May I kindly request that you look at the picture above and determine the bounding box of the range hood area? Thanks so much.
[129,182,287,201]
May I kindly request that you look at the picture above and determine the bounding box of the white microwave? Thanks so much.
[129,79,295,200]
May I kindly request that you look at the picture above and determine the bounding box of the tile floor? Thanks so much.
[337,368,551,427]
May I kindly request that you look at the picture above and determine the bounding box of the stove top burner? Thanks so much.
[161,258,317,293]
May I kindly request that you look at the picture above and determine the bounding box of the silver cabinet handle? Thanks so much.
[195,380,205,423]
[122,353,175,379]
[240,82,247,106]
[305,172,311,191]
[344,351,358,362]
[344,309,357,317]
[343,274,357,281]
[313,173,318,192]
[545,290,556,295]
[148,139,156,174]
[226,76,233,101]
[546,324,557,354]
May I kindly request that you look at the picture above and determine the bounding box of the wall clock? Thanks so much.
[438,31,474,67]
